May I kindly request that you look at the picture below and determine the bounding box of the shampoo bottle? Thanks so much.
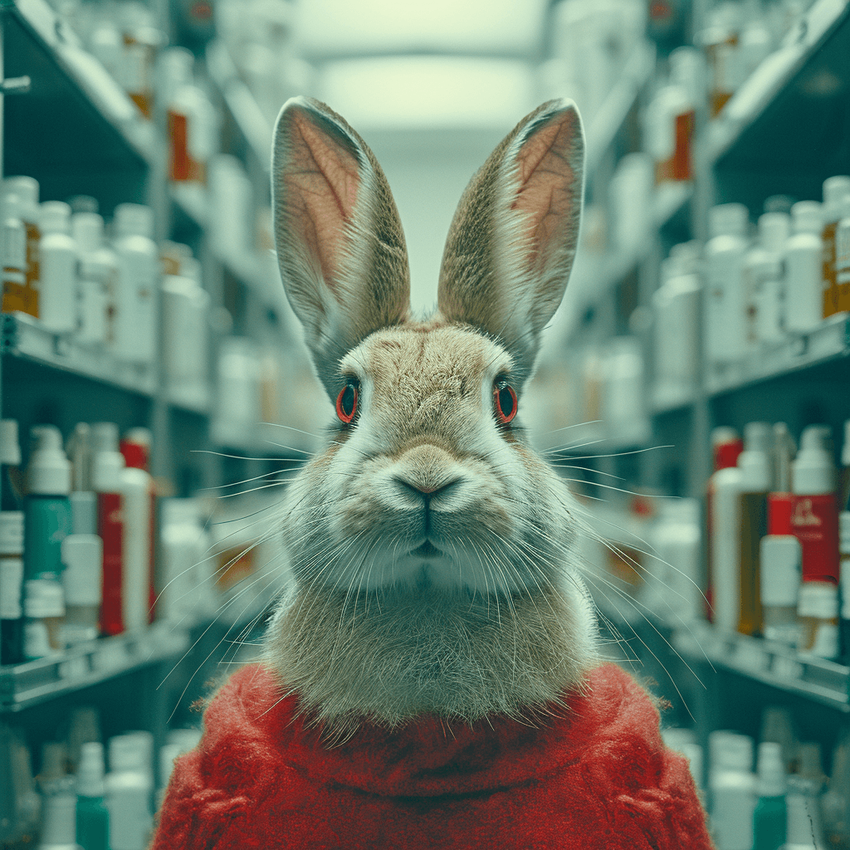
[38,201,77,335]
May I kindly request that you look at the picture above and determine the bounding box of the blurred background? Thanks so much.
[3,0,850,848]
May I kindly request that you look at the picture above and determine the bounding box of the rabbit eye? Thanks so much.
[336,380,359,425]
[493,380,517,425]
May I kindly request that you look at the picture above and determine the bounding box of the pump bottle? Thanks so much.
[23,425,72,658]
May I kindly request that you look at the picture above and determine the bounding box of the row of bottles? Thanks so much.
[1,706,200,849]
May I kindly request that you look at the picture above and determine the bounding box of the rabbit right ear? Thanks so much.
[272,97,411,394]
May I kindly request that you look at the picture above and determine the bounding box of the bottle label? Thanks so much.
[791,494,840,583]
[99,491,125,635]
[168,110,191,182]
[0,556,23,618]
[822,222,839,318]
[24,497,72,579]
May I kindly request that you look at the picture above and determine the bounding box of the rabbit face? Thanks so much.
[265,97,595,728]
[281,322,578,598]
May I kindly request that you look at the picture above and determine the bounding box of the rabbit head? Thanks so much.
[264,97,597,732]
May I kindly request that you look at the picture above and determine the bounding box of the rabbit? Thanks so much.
[151,96,714,850]
[263,95,598,733]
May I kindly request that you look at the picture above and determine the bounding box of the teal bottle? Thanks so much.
[752,742,787,850]
[76,742,110,850]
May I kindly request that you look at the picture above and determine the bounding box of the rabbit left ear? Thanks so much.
[437,100,584,384]
[272,97,411,394]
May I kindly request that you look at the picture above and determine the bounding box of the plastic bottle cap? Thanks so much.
[25,425,71,495]
[738,421,773,491]
[77,741,106,798]
[0,419,21,466]
[40,201,72,235]
[823,175,850,218]
[114,203,155,239]
[793,424,836,495]
[712,428,744,471]
[790,201,823,234]
[120,428,152,470]
[109,731,153,773]
[23,578,65,617]
[710,731,754,771]
[798,581,838,618]
[758,212,790,254]
[3,176,39,218]
[756,741,786,797]
[72,212,105,253]
[709,203,749,239]
[90,423,125,492]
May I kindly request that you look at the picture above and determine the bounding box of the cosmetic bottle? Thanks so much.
[23,426,72,659]
[39,202,77,335]
[744,212,789,349]
[76,742,109,850]
[752,741,786,850]
[784,201,823,335]
[72,213,116,348]
[737,422,773,635]
[704,203,749,370]
[708,428,744,631]
[710,730,756,850]
[112,204,158,364]
[834,191,850,314]
[0,420,24,664]
[2,192,31,316]
[91,423,126,636]
[37,776,82,850]
[120,429,154,630]
[792,425,839,585]
[821,175,850,318]
[4,176,41,317]
[760,424,801,647]
[105,732,153,850]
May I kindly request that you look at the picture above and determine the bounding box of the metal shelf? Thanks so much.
[705,312,850,395]
[707,0,850,174]
[673,620,850,713]
[1,313,157,396]
[2,0,155,180]
[0,621,191,713]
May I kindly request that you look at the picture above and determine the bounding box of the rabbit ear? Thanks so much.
[272,97,411,393]
[437,99,584,383]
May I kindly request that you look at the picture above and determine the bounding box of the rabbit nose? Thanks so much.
[392,475,461,504]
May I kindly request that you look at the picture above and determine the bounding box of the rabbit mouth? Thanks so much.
[410,540,441,559]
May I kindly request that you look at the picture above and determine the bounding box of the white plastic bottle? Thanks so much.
[120,429,154,630]
[105,733,153,850]
[37,776,82,850]
[38,202,77,334]
[704,203,749,370]
[710,730,756,850]
[711,448,744,633]
[72,213,116,347]
[112,204,159,364]
[744,212,789,348]
[784,201,824,334]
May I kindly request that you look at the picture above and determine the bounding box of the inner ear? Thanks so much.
[511,111,580,274]
[283,109,361,287]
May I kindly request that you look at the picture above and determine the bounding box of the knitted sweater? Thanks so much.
[150,662,714,849]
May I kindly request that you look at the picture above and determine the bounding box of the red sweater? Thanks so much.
[150,662,714,849]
